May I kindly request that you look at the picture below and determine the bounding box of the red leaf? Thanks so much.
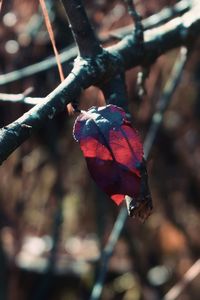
[73,105,152,220]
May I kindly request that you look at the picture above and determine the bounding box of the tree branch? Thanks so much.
[0,64,84,164]
[0,2,200,164]
[112,0,192,39]
[164,259,200,300]
[0,45,77,86]
[0,0,191,86]
[143,47,188,158]
[0,93,41,106]
[90,206,128,300]
[61,0,102,57]
[111,2,200,69]
[100,73,129,112]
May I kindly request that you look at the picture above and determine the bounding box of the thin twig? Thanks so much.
[89,46,189,300]
[136,66,150,98]
[90,207,128,300]
[126,0,144,43]
[143,47,188,159]
[0,45,77,86]
[163,259,200,300]
[126,0,148,100]
[0,93,41,105]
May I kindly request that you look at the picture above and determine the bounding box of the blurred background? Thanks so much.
[0,0,199,299]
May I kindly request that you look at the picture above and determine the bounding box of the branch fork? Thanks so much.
[0,0,199,164]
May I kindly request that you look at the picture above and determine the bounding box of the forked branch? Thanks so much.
[0,1,200,164]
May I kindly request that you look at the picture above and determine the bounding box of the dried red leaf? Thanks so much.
[73,105,152,220]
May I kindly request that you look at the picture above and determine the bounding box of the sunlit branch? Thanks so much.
[0,93,42,105]
[112,0,191,39]
[110,3,199,70]
[163,259,200,300]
